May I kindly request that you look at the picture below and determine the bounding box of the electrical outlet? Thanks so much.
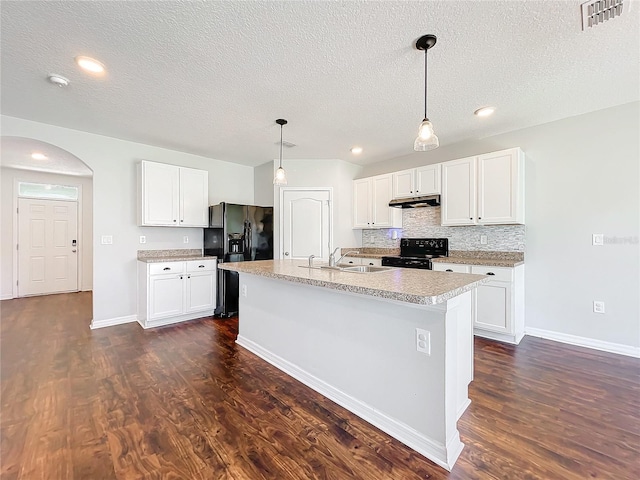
[139,236,146,244]
[416,328,431,355]
[183,236,189,244]
[480,234,488,245]
[593,301,605,313]
[241,284,248,297]
[101,235,113,245]
[592,234,604,246]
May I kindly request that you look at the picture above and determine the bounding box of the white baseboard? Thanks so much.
[525,327,640,358]
[236,335,461,472]
[90,314,138,329]
[0,294,13,300]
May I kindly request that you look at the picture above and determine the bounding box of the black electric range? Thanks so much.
[381,238,448,270]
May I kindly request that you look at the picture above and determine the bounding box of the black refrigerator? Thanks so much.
[204,203,273,317]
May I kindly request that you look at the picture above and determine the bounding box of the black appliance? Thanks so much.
[381,238,448,270]
[204,203,273,317]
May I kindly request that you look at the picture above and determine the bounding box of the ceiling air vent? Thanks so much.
[581,0,626,29]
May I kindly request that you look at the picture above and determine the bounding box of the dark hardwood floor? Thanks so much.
[1,292,639,479]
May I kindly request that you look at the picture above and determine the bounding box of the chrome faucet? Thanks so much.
[329,247,359,267]
[308,254,316,267]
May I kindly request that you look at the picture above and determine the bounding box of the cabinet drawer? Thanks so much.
[471,265,512,282]
[149,262,185,275]
[433,263,470,273]
[186,259,216,273]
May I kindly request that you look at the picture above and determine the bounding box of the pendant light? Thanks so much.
[273,119,288,185]
[414,35,439,151]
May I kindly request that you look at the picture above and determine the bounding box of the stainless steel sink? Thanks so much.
[338,265,395,273]
[299,264,395,273]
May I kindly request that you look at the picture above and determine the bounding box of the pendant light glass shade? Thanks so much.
[414,119,439,151]
[414,35,439,152]
[273,119,288,186]
[274,166,287,185]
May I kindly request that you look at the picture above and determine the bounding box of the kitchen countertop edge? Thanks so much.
[220,260,488,306]
[137,255,216,263]
[432,257,524,267]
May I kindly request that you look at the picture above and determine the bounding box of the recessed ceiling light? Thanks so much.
[350,146,363,155]
[75,56,105,74]
[474,106,496,117]
[31,152,48,160]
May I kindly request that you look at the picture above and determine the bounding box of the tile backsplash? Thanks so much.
[362,207,525,252]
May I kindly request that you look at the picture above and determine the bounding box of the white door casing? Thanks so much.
[17,198,78,296]
[280,188,333,261]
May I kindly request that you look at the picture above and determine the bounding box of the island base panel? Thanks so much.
[235,274,472,471]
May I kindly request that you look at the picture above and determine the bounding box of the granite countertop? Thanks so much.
[137,249,216,263]
[219,259,487,306]
[339,247,400,259]
[432,250,524,268]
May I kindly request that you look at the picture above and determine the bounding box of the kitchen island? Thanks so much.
[219,260,487,471]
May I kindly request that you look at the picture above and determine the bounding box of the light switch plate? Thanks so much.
[139,236,146,244]
[480,234,488,245]
[101,235,113,245]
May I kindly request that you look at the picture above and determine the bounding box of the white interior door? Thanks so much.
[18,198,78,296]
[281,189,332,261]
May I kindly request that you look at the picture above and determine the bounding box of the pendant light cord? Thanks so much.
[279,124,283,168]
[423,49,428,120]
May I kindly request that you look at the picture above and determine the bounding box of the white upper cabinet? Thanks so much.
[392,164,441,199]
[441,148,524,226]
[441,156,477,226]
[353,178,372,229]
[353,174,402,229]
[415,164,441,196]
[179,166,209,227]
[477,149,524,225]
[392,169,415,198]
[138,161,209,227]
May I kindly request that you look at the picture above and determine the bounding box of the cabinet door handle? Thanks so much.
[163,267,171,271]
[179,275,183,279]
[446,269,453,272]
[198,265,205,268]
[469,217,473,220]
[487,272,495,275]
[187,275,191,278]
[369,262,374,265]
[478,216,482,219]
[173,219,177,222]
[180,219,184,223]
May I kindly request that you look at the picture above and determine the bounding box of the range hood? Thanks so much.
[389,194,440,208]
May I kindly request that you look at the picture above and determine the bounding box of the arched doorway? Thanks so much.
[0,136,93,301]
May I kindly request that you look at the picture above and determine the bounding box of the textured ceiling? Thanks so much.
[1,1,638,167]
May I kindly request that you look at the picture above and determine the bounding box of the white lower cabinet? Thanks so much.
[433,262,524,344]
[138,259,216,328]
[341,256,382,266]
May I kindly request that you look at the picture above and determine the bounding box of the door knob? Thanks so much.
[284,252,289,256]
[72,249,77,253]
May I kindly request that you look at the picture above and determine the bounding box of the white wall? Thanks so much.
[360,102,640,353]
[253,161,274,206]
[0,168,93,296]
[270,159,363,258]
[1,115,255,324]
